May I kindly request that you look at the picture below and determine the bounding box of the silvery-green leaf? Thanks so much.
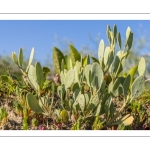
[28,65,38,90]
[131,75,145,100]
[12,52,18,65]
[36,62,44,89]
[104,46,110,66]
[84,64,92,87]
[78,94,85,112]
[91,63,104,90]
[26,93,43,113]
[18,48,23,68]
[64,69,75,89]
[138,57,146,76]
[123,75,131,99]
[117,32,121,49]
[98,40,104,65]
[26,47,34,72]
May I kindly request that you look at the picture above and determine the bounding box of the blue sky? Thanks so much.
[0,20,149,65]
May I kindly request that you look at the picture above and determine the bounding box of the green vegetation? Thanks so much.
[0,24,150,130]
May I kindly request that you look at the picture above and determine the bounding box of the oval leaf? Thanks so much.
[98,40,105,65]
[70,44,81,66]
[52,47,65,74]
[126,27,133,50]
[26,93,43,113]
[131,75,145,100]
[28,65,38,90]
[18,48,23,68]
[36,62,44,89]
[104,46,110,66]
[84,64,92,87]
[123,75,131,99]
[138,57,146,76]
[12,52,18,65]
[26,47,34,72]
[64,69,75,89]
[91,63,104,90]
[117,32,121,49]
[77,94,85,112]
[106,25,111,45]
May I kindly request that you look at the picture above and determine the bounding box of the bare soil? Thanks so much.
[0,98,22,130]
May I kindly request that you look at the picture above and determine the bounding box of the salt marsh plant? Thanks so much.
[52,24,146,129]
[8,24,148,130]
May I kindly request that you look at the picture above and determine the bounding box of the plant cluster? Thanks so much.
[0,24,149,130]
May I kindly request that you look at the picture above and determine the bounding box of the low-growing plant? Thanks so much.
[11,47,56,128]
[52,24,147,129]
[0,73,17,101]
[0,107,8,126]
[31,118,38,129]
[0,24,148,130]
[13,100,23,116]
[23,108,28,130]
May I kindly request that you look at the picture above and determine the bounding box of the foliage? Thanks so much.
[0,24,149,130]
[51,24,147,129]
[0,107,8,126]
